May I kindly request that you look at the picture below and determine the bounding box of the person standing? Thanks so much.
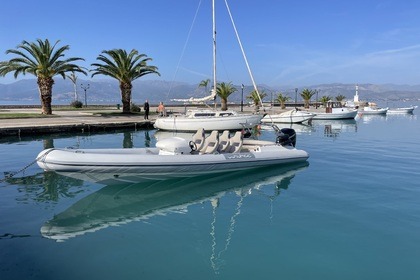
[143,99,150,120]
[157,102,166,116]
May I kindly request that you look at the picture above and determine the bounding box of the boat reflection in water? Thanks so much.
[311,119,358,138]
[41,162,309,242]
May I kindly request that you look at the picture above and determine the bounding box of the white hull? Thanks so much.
[358,107,388,115]
[312,109,358,120]
[37,141,308,177]
[154,113,263,131]
[262,110,315,123]
[387,106,417,114]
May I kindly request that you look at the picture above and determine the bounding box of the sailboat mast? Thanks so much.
[212,0,217,97]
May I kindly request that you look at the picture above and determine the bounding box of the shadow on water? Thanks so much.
[39,162,309,242]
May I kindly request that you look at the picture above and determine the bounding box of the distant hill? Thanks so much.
[1,79,419,105]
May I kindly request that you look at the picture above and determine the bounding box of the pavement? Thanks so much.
[0,108,155,137]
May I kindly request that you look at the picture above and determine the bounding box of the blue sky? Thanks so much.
[1,0,420,87]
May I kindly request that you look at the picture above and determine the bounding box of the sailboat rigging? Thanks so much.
[155,0,265,131]
[172,0,263,106]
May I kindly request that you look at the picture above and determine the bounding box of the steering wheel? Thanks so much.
[189,141,198,151]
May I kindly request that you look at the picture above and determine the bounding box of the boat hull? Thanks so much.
[36,145,309,177]
[312,109,358,120]
[262,110,315,123]
[358,107,388,115]
[387,106,417,114]
[154,114,263,131]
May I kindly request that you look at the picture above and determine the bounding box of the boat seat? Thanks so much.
[200,130,220,154]
[191,128,205,151]
[217,130,230,153]
[227,131,243,153]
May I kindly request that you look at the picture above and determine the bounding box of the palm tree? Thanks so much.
[300,88,316,108]
[198,78,211,94]
[216,82,237,111]
[247,89,267,112]
[276,92,290,109]
[66,71,78,101]
[319,95,332,107]
[335,94,346,105]
[91,49,160,113]
[0,39,87,114]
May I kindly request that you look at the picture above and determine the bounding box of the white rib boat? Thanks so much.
[262,109,315,124]
[36,128,309,177]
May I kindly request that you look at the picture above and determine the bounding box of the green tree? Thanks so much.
[319,95,332,107]
[216,82,237,111]
[300,88,316,109]
[0,39,87,114]
[199,78,211,94]
[335,94,346,102]
[91,49,160,113]
[247,89,267,112]
[276,92,290,109]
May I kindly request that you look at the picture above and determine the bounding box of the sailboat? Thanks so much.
[154,0,264,132]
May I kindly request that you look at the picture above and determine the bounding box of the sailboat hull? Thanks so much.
[154,112,263,131]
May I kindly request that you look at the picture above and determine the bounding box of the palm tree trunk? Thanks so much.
[37,77,54,115]
[120,82,132,113]
[221,98,228,111]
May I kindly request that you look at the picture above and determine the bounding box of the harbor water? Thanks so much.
[1,105,420,280]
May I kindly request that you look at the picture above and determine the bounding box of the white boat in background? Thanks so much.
[387,106,417,114]
[311,101,358,120]
[262,109,315,124]
[154,0,265,131]
[37,127,309,177]
[154,109,262,132]
[358,104,388,115]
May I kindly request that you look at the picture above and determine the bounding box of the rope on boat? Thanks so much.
[0,149,54,183]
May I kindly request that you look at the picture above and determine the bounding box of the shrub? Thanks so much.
[70,100,83,108]
[131,103,141,112]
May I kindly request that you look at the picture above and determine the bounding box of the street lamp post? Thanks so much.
[295,88,298,106]
[241,84,244,112]
[316,89,320,109]
[81,83,90,107]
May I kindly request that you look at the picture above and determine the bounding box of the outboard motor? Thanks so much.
[276,128,297,147]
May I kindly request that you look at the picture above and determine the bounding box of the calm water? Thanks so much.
[1,105,420,280]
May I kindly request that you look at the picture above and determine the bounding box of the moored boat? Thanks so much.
[262,109,315,124]
[154,109,263,131]
[387,105,417,114]
[358,105,388,115]
[311,101,358,120]
[36,127,309,177]
[155,0,265,131]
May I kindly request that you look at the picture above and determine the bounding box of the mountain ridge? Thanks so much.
[1,79,419,105]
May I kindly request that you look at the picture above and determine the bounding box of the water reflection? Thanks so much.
[359,114,387,123]
[4,171,85,205]
[311,119,358,138]
[260,123,314,135]
[41,162,309,242]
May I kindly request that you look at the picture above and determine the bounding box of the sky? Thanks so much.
[1,0,420,87]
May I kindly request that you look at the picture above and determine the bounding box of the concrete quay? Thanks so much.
[0,108,154,137]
